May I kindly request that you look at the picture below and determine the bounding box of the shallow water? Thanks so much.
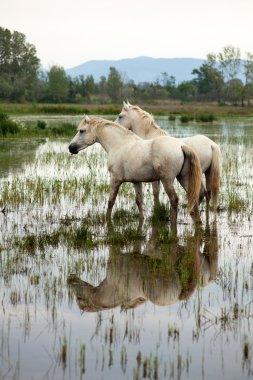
[0,116,253,379]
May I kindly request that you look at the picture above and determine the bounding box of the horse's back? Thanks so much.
[151,136,185,177]
[181,135,220,172]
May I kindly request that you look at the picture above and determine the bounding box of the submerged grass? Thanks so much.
[0,116,253,380]
[227,191,248,213]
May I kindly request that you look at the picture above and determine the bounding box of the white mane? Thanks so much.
[129,104,167,136]
[81,116,135,137]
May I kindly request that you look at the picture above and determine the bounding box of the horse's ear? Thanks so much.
[123,101,130,111]
[126,99,131,106]
[83,115,90,122]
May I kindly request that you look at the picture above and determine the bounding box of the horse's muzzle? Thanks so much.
[69,143,79,154]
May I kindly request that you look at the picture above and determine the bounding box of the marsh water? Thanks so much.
[0,115,253,380]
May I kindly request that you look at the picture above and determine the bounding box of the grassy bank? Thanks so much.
[1,102,253,117]
[0,112,77,138]
[1,101,253,139]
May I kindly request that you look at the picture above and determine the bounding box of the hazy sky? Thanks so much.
[1,0,253,69]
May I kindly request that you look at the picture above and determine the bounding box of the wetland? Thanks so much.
[0,115,253,379]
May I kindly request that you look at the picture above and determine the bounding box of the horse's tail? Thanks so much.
[209,144,222,209]
[181,145,202,212]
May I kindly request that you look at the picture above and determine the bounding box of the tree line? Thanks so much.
[1,26,253,105]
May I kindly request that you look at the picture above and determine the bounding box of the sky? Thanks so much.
[1,0,253,69]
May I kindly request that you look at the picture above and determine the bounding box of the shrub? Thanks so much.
[49,122,76,136]
[0,112,20,137]
[37,120,47,129]
[180,114,194,123]
[168,114,176,121]
[195,113,215,122]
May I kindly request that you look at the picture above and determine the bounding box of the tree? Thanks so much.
[226,79,244,106]
[192,62,224,102]
[216,45,241,102]
[0,76,12,98]
[243,52,253,105]
[83,75,96,98]
[175,81,197,101]
[106,67,123,102]
[46,65,68,102]
[98,75,106,92]
[160,72,175,88]
[217,45,241,82]
[0,27,40,101]
[160,72,176,98]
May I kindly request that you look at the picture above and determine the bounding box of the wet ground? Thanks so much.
[0,116,253,379]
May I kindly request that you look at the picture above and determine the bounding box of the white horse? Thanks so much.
[69,115,203,223]
[116,102,222,209]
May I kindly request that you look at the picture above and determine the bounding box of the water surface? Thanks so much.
[0,116,253,379]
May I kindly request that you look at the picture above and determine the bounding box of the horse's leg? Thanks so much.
[204,168,211,210]
[106,176,121,219]
[134,183,144,219]
[152,181,160,206]
[199,178,207,205]
[160,178,178,225]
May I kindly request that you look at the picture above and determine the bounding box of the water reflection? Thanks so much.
[0,138,46,178]
[68,222,218,312]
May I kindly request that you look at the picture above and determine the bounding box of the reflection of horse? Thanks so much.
[68,222,218,311]
[68,115,203,224]
[116,102,222,210]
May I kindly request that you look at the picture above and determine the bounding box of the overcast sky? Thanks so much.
[1,0,253,69]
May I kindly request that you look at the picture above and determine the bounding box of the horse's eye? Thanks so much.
[118,115,123,119]
[80,130,85,134]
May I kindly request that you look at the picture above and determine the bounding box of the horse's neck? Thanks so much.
[134,117,167,139]
[97,123,137,153]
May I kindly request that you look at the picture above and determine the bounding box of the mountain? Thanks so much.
[65,56,205,84]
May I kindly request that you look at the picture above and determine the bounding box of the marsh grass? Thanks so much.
[195,113,215,122]
[0,116,253,380]
[105,226,145,245]
[2,102,253,117]
[0,111,78,138]
[168,114,176,121]
[180,114,194,123]
[151,203,170,222]
[0,112,20,136]
[228,190,248,213]
[180,112,215,124]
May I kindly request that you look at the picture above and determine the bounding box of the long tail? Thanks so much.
[181,145,202,212]
[209,144,222,209]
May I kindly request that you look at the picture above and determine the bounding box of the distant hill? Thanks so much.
[66,56,205,84]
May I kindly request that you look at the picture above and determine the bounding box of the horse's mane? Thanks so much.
[129,105,166,136]
[88,116,136,137]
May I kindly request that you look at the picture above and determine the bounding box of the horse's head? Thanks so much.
[115,100,138,131]
[69,115,97,154]
[116,101,156,139]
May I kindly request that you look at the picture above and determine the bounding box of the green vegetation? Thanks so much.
[180,112,215,123]
[0,27,40,102]
[180,114,195,123]
[1,102,253,120]
[0,112,76,137]
[1,26,253,380]
[0,118,253,380]
[0,112,20,136]
[195,113,215,122]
